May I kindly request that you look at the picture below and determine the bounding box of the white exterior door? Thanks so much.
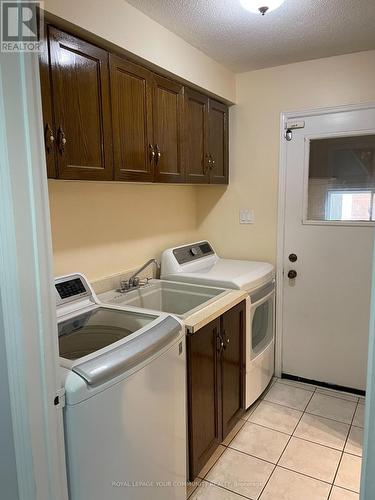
[281,105,375,391]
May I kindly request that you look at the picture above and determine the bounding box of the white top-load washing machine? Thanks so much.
[161,241,275,407]
[55,273,186,500]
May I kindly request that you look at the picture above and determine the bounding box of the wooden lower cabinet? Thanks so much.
[187,300,246,480]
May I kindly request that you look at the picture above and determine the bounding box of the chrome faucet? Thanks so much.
[119,258,160,293]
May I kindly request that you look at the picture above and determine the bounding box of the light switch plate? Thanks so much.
[239,208,254,224]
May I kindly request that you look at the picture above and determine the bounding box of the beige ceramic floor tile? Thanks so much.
[329,486,359,500]
[263,382,313,411]
[315,388,359,403]
[344,427,363,457]
[206,447,274,499]
[334,453,362,493]
[259,467,331,500]
[277,378,316,392]
[261,379,278,399]
[198,445,226,478]
[249,401,302,435]
[190,480,245,500]
[229,422,290,464]
[279,437,341,483]
[352,405,365,428]
[294,413,350,450]
[221,419,245,446]
[187,477,202,499]
[306,393,357,424]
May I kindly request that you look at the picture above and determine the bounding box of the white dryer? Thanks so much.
[161,241,275,407]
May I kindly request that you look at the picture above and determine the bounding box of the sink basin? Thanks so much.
[98,279,229,318]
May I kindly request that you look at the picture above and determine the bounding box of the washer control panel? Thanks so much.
[173,241,214,265]
[55,274,92,306]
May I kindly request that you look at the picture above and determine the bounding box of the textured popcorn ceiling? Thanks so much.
[126,0,375,72]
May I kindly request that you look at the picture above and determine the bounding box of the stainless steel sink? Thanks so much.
[98,279,229,318]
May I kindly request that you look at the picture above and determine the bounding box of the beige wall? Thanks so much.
[49,181,199,280]
[44,0,236,102]
[197,50,375,264]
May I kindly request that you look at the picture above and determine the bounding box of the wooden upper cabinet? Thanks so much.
[40,24,230,184]
[152,75,184,183]
[184,88,210,184]
[110,56,154,182]
[47,27,113,180]
[185,89,229,184]
[39,27,57,178]
[209,99,229,184]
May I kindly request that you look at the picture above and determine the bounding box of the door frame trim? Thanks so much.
[0,52,68,499]
[275,101,375,377]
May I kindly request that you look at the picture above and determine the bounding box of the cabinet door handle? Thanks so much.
[155,144,161,165]
[57,126,67,154]
[45,124,55,153]
[210,155,215,169]
[204,154,212,175]
[222,331,230,350]
[216,334,224,353]
[149,144,155,164]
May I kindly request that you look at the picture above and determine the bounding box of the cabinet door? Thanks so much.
[110,56,154,182]
[152,75,184,183]
[48,27,113,180]
[221,301,246,438]
[208,99,229,184]
[39,27,57,178]
[185,88,210,184]
[187,318,221,480]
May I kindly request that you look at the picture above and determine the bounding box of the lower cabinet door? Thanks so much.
[187,318,221,480]
[221,301,246,438]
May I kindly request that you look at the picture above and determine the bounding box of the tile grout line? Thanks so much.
[327,399,360,499]
[262,395,359,426]
[229,419,356,455]
[192,378,301,498]
[256,385,318,499]
[195,388,267,484]
[201,478,253,499]
[189,378,363,499]
[274,379,361,403]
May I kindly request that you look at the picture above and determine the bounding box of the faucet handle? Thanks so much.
[133,277,140,287]
[120,280,130,292]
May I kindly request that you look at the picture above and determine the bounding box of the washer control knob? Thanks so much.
[190,247,198,256]
[288,270,297,279]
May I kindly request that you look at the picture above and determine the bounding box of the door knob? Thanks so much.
[288,270,297,279]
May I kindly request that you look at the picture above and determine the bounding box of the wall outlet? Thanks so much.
[239,208,254,224]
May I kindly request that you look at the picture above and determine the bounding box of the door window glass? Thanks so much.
[307,135,375,222]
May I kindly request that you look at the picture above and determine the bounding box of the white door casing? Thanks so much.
[276,104,375,390]
[0,51,68,500]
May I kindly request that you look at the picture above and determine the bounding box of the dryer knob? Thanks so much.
[190,247,198,256]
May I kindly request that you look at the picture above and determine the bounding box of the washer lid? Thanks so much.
[162,259,274,291]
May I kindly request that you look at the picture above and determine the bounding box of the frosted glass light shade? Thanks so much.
[240,0,286,14]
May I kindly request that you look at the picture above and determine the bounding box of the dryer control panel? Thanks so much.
[172,241,214,265]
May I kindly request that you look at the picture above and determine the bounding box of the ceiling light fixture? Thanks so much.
[240,0,286,15]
